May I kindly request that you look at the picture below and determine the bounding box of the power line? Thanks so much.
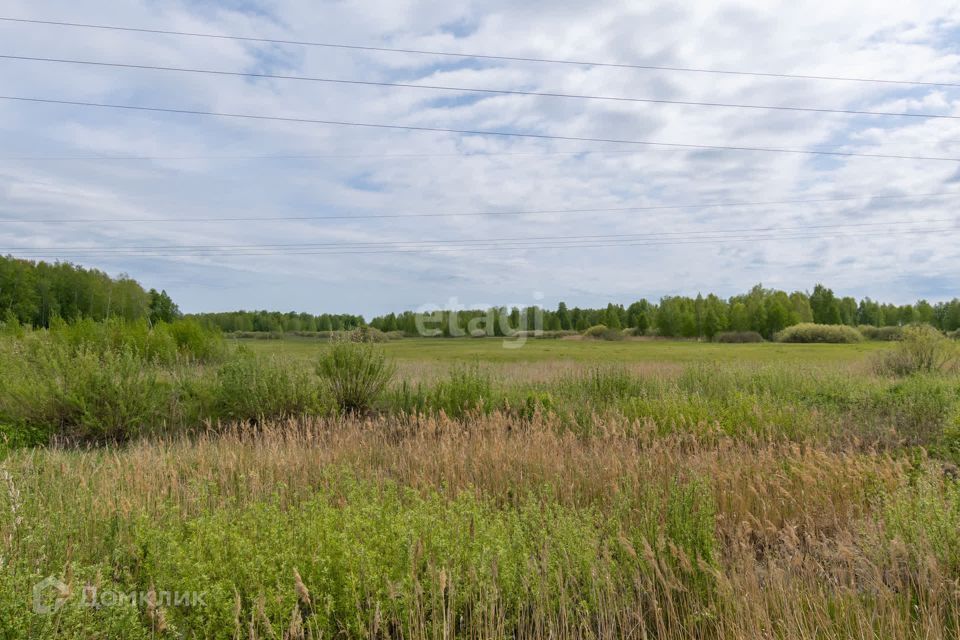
[5,226,955,259]
[0,191,956,224]
[0,150,657,161]
[2,53,957,120]
[1,218,953,253]
[2,16,959,89]
[4,95,960,163]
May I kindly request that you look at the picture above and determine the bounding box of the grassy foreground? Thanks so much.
[2,335,960,638]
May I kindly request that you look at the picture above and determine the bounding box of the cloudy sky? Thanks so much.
[1,0,959,316]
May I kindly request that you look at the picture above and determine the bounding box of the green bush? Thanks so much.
[213,352,321,422]
[348,326,387,343]
[430,364,494,418]
[583,324,609,337]
[858,325,904,341]
[874,325,957,376]
[317,341,395,414]
[775,323,864,344]
[0,340,173,442]
[47,317,224,364]
[582,324,625,341]
[881,475,960,576]
[714,330,763,343]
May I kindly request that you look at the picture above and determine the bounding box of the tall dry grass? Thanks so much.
[3,412,959,638]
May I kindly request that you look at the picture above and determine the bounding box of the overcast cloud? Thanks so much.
[1,0,959,316]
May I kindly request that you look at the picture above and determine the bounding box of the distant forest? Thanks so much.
[0,255,178,326]
[363,284,960,339]
[2,256,959,339]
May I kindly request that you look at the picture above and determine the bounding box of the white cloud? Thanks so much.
[0,0,958,315]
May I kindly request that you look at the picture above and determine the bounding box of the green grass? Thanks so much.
[239,336,890,365]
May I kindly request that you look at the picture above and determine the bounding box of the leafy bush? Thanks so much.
[348,326,387,343]
[583,324,625,341]
[0,340,173,442]
[316,341,395,414]
[166,318,225,362]
[430,364,494,418]
[714,330,764,343]
[48,317,223,363]
[583,324,609,337]
[213,352,321,422]
[858,325,904,341]
[227,331,284,340]
[874,325,957,376]
[881,476,960,576]
[775,323,863,344]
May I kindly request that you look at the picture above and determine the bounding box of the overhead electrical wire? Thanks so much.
[3,95,960,163]
[1,54,957,120]
[5,226,956,259]
[2,217,954,251]
[0,191,956,224]
[2,16,959,88]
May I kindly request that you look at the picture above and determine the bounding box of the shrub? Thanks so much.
[213,352,321,422]
[0,340,173,443]
[430,364,494,418]
[583,324,609,337]
[874,324,957,376]
[166,318,225,362]
[948,329,960,340]
[228,330,284,340]
[714,330,764,343]
[858,325,904,341]
[881,476,960,576]
[347,326,387,343]
[775,323,863,344]
[317,341,395,414]
[583,324,625,341]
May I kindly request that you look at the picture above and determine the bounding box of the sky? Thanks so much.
[1,0,959,317]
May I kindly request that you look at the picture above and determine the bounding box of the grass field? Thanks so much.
[2,329,960,639]
[241,335,890,363]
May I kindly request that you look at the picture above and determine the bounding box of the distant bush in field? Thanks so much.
[858,325,904,341]
[511,330,578,339]
[538,330,579,339]
[714,331,764,343]
[775,323,864,344]
[582,324,625,341]
[874,325,957,376]
[228,330,284,340]
[316,340,395,414]
[348,326,388,343]
[583,324,608,337]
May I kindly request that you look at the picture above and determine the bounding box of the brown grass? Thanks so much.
[4,411,959,638]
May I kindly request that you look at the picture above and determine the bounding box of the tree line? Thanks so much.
[0,256,179,327]
[369,284,960,339]
[3,257,958,340]
[190,310,365,333]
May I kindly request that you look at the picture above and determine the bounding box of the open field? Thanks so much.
[2,328,960,638]
[239,335,891,365]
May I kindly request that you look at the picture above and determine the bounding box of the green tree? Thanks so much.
[149,289,181,324]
